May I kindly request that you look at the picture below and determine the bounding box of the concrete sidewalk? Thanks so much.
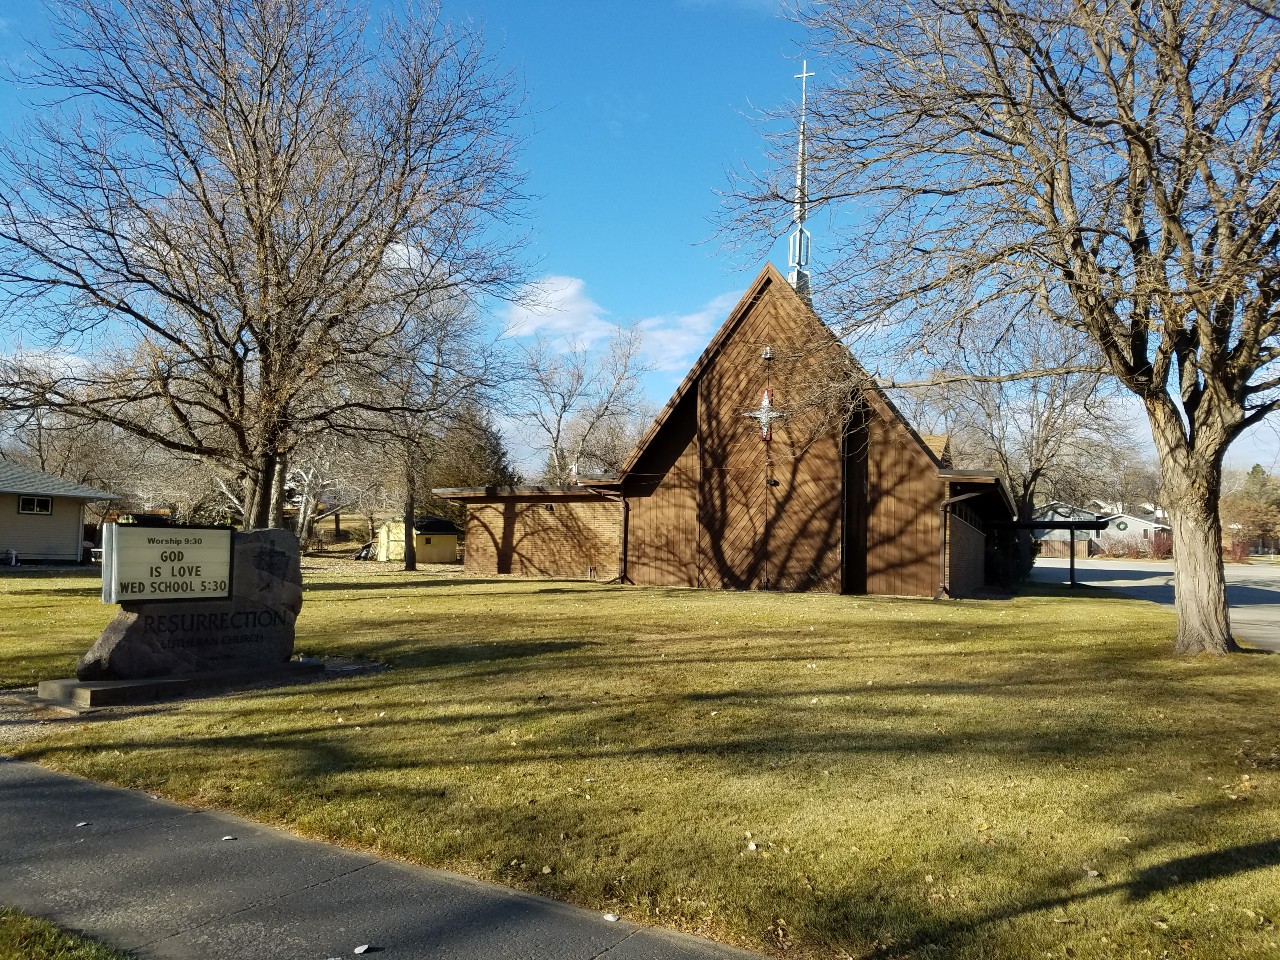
[0,758,760,960]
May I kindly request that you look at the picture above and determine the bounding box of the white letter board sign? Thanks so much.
[102,524,234,604]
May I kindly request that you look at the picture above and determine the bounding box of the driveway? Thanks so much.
[1031,556,1280,652]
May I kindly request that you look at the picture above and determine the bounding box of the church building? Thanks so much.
[437,63,1013,598]
[437,263,1014,597]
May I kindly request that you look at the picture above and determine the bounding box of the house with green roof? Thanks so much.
[0,460,118,564]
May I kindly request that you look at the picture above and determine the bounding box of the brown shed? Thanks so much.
[440,265,1014,597]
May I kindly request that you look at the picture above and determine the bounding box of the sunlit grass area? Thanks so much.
[0,569,113,688]
[0,908,132,960]
[6,562,1280,958]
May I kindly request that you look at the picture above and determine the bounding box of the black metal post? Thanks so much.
[1069,526,1077,588]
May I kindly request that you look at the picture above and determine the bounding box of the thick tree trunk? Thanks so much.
[403,449,418,571]
[241,474,260,531]
[243,456,274,531]
[403,488,417,572]
[299,500,316,542]
[268,454,288,529]
[1148,406,1239,654]
[1015,496,1035,581]
[1164,484,1239,655]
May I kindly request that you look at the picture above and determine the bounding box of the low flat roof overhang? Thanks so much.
[938,469,1017,519]
[433,483,622,501]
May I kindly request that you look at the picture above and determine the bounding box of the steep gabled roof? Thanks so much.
[0,460,118,500]
[621,263,944,476]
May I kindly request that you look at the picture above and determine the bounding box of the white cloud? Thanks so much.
[495,279,744,464]
[502,275,616,347]
[636,290,742,373]
[501,277,743,377]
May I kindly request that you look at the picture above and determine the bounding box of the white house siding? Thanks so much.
[0,493,84,561]
[1098,514,1168,552]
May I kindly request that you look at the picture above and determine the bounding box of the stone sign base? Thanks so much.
[77,529,303,681]
[37,660,325,709]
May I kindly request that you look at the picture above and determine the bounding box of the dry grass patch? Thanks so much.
[0,569,113,688]
[0,909,131,960]
[7,561,1280,959]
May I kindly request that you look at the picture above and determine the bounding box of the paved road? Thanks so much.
[0,759,759,960]
[1032,557,1280,652]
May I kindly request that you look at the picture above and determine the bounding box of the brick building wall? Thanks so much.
[464,497,623,581]
[946,512,986,597]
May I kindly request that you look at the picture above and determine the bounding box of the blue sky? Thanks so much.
[463,0,806,381]
[1,0,1276,471]
[0,0,806,426]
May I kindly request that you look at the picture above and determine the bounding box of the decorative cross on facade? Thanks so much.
[744,387,786,441]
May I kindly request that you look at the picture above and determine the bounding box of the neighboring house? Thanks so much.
[1033,500,1170,556]
[1091,499,1167,522]
[1098,511,1170,551]
[376,516,461,563]
[0,461,118,563]
[438,264,1016,598]
[1032,502,1105,558]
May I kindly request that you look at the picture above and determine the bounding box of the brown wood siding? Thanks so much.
[632,280,843,593]
[625,387,700,585]
[464,498,622,580]
[451,265,960,597]
[864,412,942,597]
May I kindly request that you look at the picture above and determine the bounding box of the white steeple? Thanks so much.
[787,60,814,298]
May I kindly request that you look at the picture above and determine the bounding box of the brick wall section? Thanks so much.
[946,513,986,597]
[464,498,623,581]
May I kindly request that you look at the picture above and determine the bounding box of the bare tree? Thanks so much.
[0,0,525,530]
[520,329,647,485]
[0,407,239,523]
[287,435,386,545]
[331,294,506,570]
[903,319,1133,572]
[1220,463,1280,548]
[733,0,1280,653]
[417,403,522,525]
[565,401,657,478]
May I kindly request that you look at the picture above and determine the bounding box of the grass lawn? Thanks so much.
[0,569,114,688]
[4,561,1280,959]
[0,909,132,960]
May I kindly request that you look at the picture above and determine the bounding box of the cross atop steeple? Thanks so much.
[788,60,814,299]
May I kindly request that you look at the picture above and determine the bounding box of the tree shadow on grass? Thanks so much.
[21,691,1280,958]
[301,578,611,595]
[392,639,601,670]
[773,832,1280,959]
[13,592,1280,958]
[3,586,104,598]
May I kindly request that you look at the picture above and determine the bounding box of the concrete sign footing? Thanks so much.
[36,659,326,709]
